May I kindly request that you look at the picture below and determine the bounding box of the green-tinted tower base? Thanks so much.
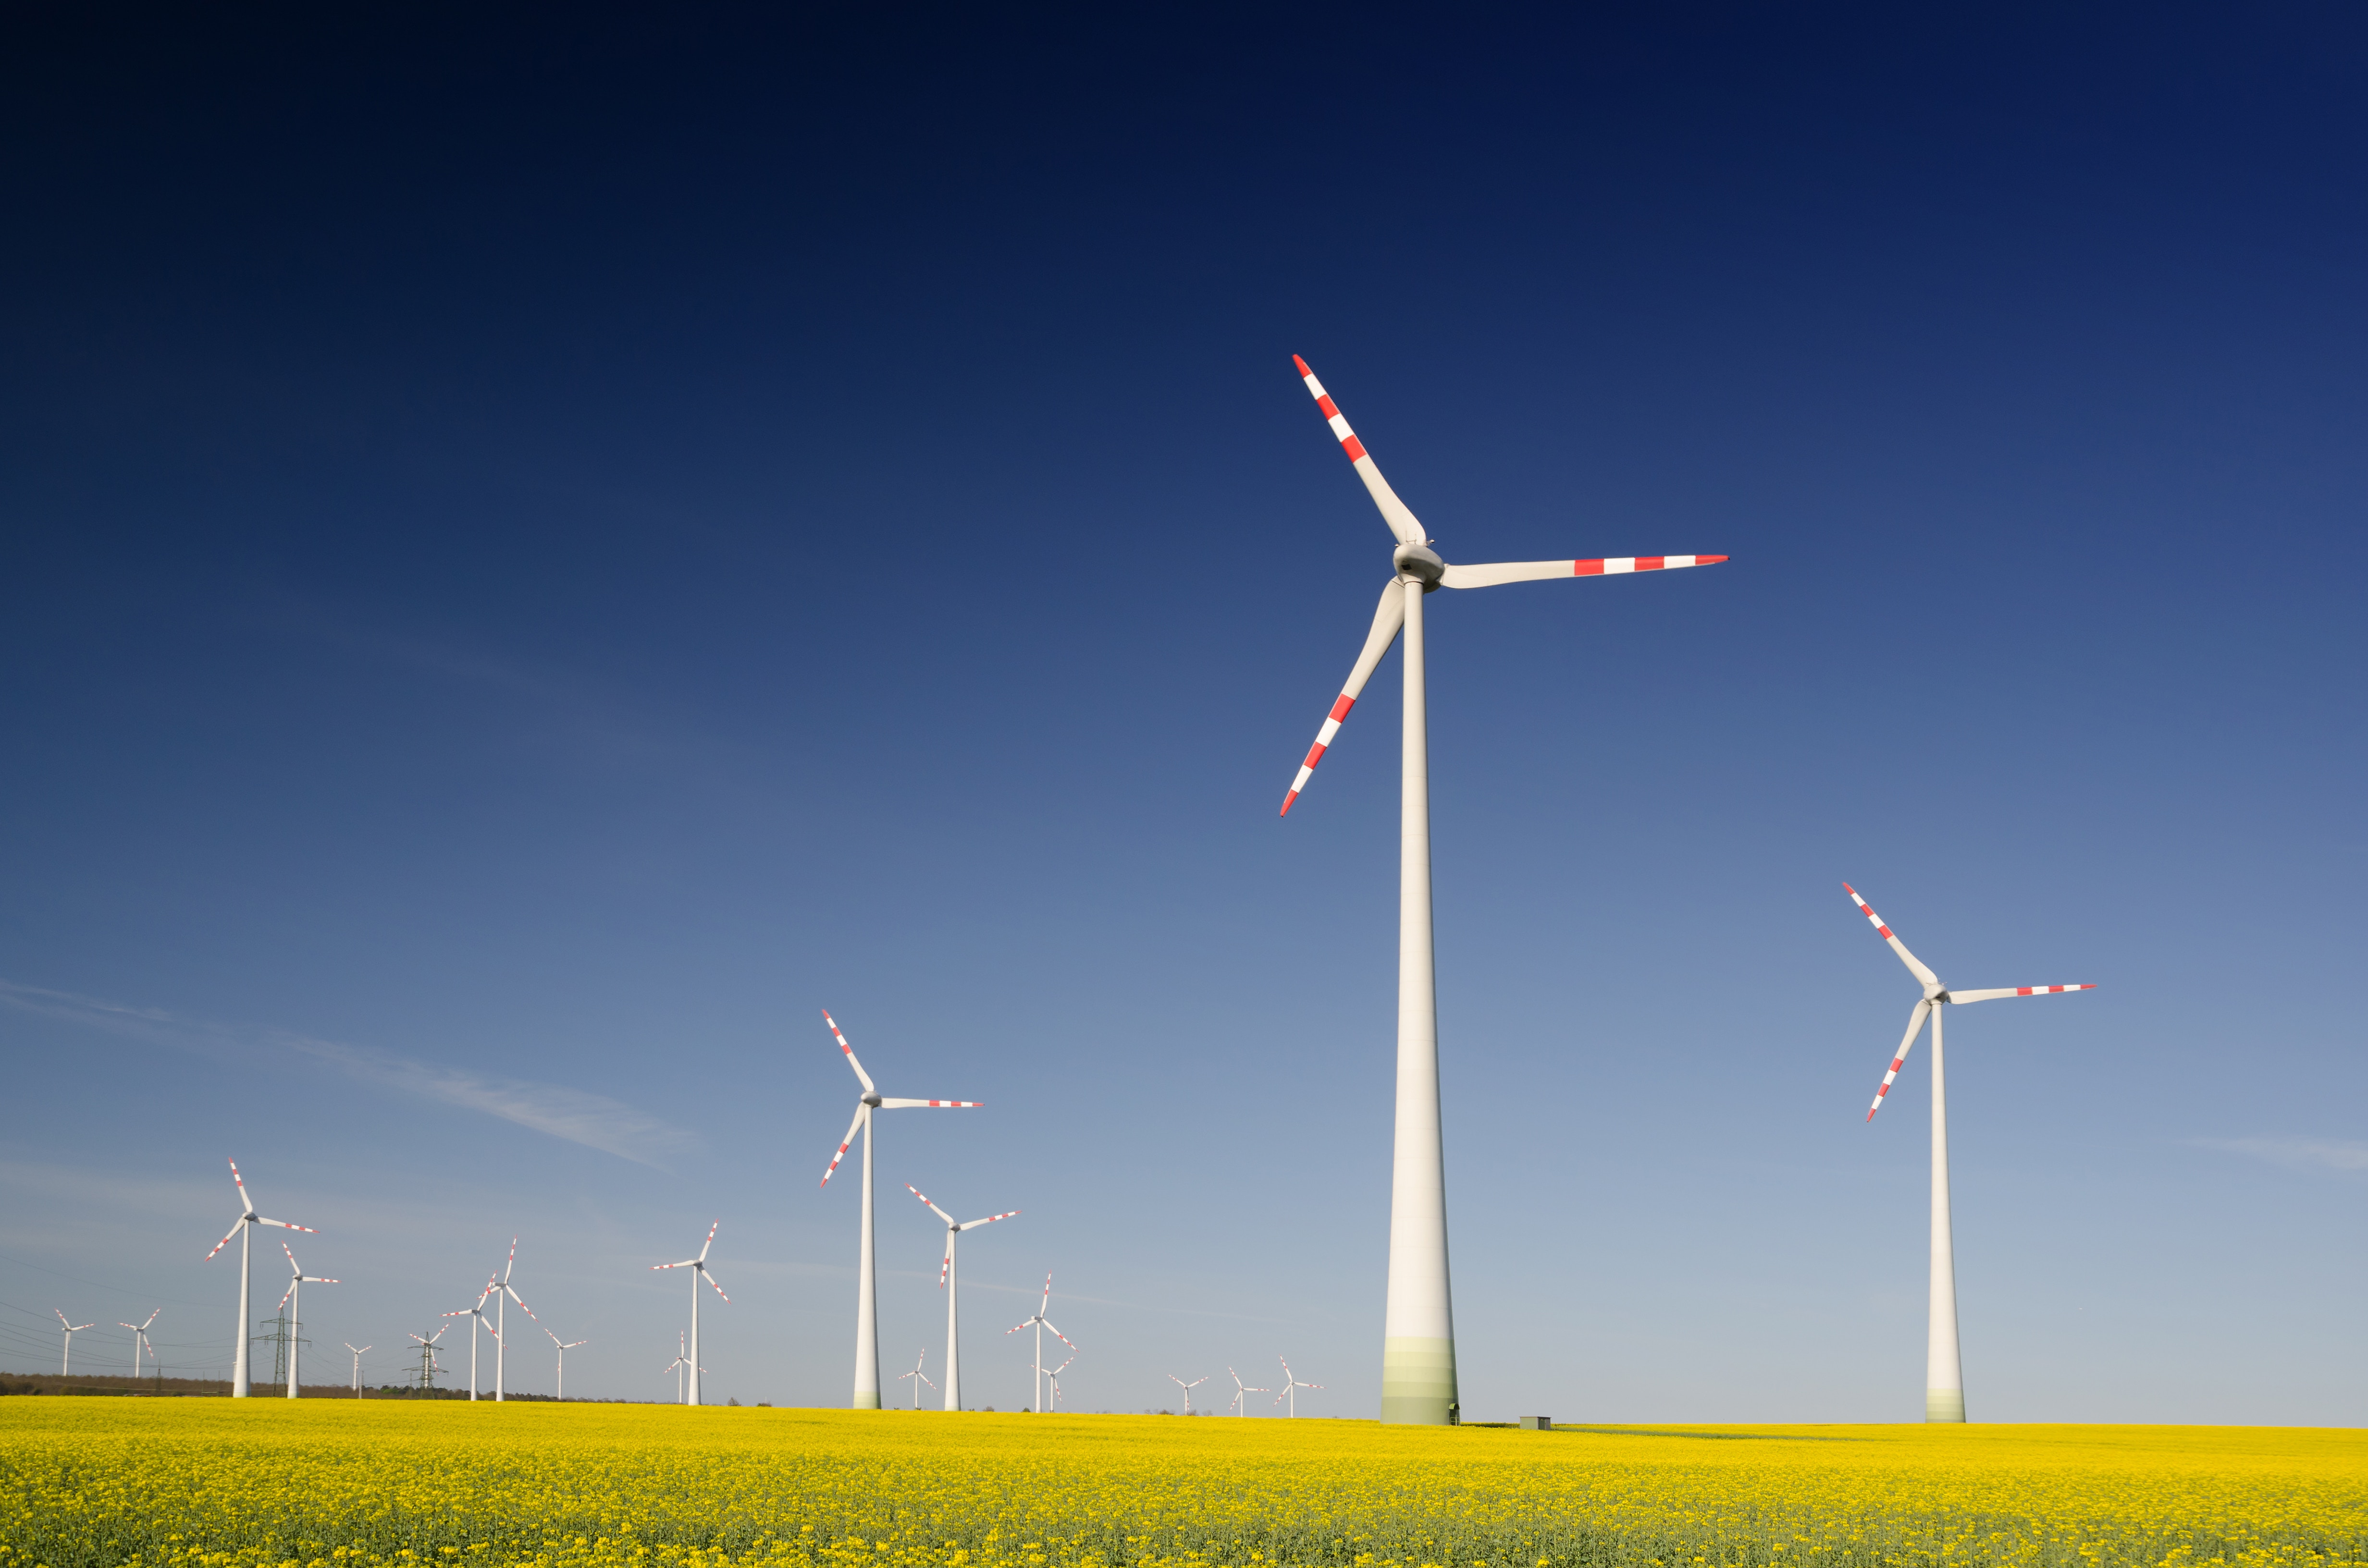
[1926,1389,1965,1422]
[1381,1336,1458,1424]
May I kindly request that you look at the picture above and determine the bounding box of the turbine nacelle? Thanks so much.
[1392,543,1445,585]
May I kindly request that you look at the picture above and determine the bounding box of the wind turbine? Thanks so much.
[1225,1365,1269,1416]
[485,1237,538,1402]
[896,1348,936,1410]
[276,1241,339,1397]
[663,1331,688,1404]
[905,1184,1016,1411]
[1004,1273,1076,1413]
[1278,356,1727,1424]
[816,1009,984,1410]
[1166,1373,1207,1415]
[1272,1356,1324,1418]
[202,1158,314,1397]
[651,1222,728,1406]
[1046,1355,1073,1411]
[54,1311,94,1375]
[1845,882,2096,1423]
[343,1343,370,1396]
[118,1310,160,1384]
[442,1276,498,1400]
[543,1326,587,1400]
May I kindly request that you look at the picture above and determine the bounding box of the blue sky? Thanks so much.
[1,4,2362,1421]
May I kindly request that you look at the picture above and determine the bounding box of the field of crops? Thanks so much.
[3,1405,2361,1568]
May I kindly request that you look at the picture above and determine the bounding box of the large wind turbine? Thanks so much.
[1845,882,2096,1422]
[485,1237,538,1402]
[1004,1274,1075,1414]
[54,1311,95,1375]
[119,1310,160,1384]
[1225,1365,1269,1416]
[905,1184,1016,1412]
[276,1241,339,1397]
[1278,355,1727,1423]
[202,1159,314,1397]
[651,1221,728,1406]
[817,1009,983,1410]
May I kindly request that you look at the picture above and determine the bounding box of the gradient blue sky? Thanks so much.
[3,4,2362,1421]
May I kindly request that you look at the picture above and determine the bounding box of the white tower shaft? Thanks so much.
[943,1236,961,1410]
[1927,1005,1964,1422]
[233,1224,252,1398]
[1381,578,1457,1424]
[689,1269,702,1407]
[495,1292,506,1402]
[854,1107,880,1408]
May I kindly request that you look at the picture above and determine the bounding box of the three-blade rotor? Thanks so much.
[651,1220,730,1300]
[1277,356,1727,816]
[819,1010,984,1187]
[206,1158,315,1260]
[1843,884,2097,1121]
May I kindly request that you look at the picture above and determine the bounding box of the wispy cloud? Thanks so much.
[2193,1136,2368,1173]
[0,980,694,1169]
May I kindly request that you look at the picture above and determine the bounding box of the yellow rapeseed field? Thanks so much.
[2,1405,2360,1568]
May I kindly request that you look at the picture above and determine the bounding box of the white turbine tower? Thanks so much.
[1003,1274,1076,1414]
[119,1310,160,1384]
[1272,1356,1324,1417]
[442,1276,499,1399]
[896,1348,936,1410]
[1225,1365,1269,1416]
[651,1222,728,1406]
[816,1009,983,1410]
[543,1326,588,1400]
[202,1158,314,1397]
[1046,1355,1074,1410]
[343,1343,370,1396]
[275,1242,339,1398]
[905,1184,1016,1412]
[484,1237,538,1402]
[54,1311,95,1375]
[1845,882,2096,1423]
[1278,355,1727,1424]
[1166,1372,1207,1415]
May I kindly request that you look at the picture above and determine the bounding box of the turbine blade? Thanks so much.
[876,1098,984,1109]
[905,1184,957,1225]
[1844,884,1941,989]
[1039,1274,1052,1313]
[822,1010,878,1095]
[1006,1319,1036,1335]
[957,1210,1018,1230]
[1440,555,1728,588]
[1867,998,1933,1122]
[698,1220,718,1262]
[821,1102,867,1188]
[255,1217,314,1233]
[938,1236,951,1288]
[703,1270,730,1303]
[1043,1321,1075,1348]
[1292,355,1425,546]
[228,1157,257,1217]
[1281,578,1406,816]
[1946,985,2097,1004]
[206,1219,243,1261]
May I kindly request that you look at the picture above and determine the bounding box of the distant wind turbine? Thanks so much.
[1046,1355,1073,1411]
[1166,1372,1207,1415]
[442,1276,500,1399]
[485,1237,539,1402]
[817,1010,983,1409]
[118,1310,160,1383]
[1003,1274,1076,1414]
[344,1343,371,1396]
[896,1347,936,1410]
[905,1184,1016,1411]
[1278,356,1727,1423]
[651,1222,728,1407]
[1272,1356,1324,1417]
[276,1241,339,1397]
[543,1326,587,1400]
[202,1158,314,1397]
[1845,882,2096,1423]
[1226,1365,1269,1416]
[663,1330,688,1404]
[54,1311,95,1375]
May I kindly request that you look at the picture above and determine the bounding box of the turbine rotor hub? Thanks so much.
[1393,543,1445,584]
